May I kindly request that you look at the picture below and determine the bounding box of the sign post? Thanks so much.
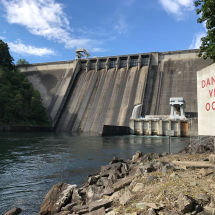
[166,130,174,154]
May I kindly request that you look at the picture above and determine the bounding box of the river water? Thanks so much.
[0,132,189,215]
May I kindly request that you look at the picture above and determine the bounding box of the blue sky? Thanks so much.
[0,0,206,64]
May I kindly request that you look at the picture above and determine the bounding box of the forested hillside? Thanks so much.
[0,39,50,126]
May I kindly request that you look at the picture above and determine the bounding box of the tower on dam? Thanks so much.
[17,49,212,133]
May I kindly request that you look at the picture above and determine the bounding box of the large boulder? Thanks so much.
[88,199,112,212]
[112,175,135,191]
[4,207,22,215]
[119,188,132,205]
[40,182,77,215]
[177,193,194,214]
[71,188,82,205]
[86,185,104,203]
[72,205,89,214]
[100,163,122,177]
[89,207,105,215]
[132,151,143,162]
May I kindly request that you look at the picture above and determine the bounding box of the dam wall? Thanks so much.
[18,49,212,132]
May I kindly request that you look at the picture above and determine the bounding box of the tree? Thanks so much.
[0,39,14,70]
[195,0,215,63]
[16,59,29,65]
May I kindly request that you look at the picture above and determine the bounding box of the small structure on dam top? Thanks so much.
[75,48,90,59]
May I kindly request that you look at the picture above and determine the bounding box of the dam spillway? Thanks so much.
[18,49,212,133]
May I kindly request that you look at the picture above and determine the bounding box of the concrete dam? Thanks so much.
[18,49,212,133]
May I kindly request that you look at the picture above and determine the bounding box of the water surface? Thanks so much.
[0,132,189,214]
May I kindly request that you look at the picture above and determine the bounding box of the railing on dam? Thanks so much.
[80,54,150,72]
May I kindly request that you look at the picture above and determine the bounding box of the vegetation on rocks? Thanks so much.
[0,39,50,126]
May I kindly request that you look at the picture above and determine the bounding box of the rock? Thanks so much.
[190,181,197,186]
[106,211,116,215]
[108,169,121,179]
[162,164,175,174]
[132,151,143,162]
[61,202,77,211]
[209,154,215,164]
[145,203,164,210]
[194,205,203,214]
[96,177,109,187]
[177,193,194,214]
[88,176,98,185]
[88,199,112,212]
[136,202,146,209]
[89,207,105,215]
[143,163,154,173]
[129,166,140,177]
[147,176,158,183]
[40,183,77,215]
[169,172,180,180]
[132,183,144,192]
[147,208,156,215]
[4,207,22,215]
[103,180,115,195]
[140,153,160,162]
[209,201,215,208]
[121,163,129,174]
[100,163,122,177]
[73,205,89,214]
[110,157,124,164]
[86,185,104,203]
[153,161,165,170]
[195,193,210,202]
[197,211,211,215]
[71,188,82,205]
[54,212,69,215]
[199,169,213,176]
[158,211,180,215]
[112,175,135,191]
[203,187,212,193]
[196,145,207,153]
[119,188,132,205]
[109,191,120,201]
[204,206,215,215]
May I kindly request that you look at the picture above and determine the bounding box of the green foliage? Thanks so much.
[0,39,14,70]
[0,66,50,126]
[0,39,50,126]
[16,59,29,65]
[195,0,215,62]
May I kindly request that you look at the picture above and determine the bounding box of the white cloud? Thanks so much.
[8,40,55,56]
[159,0,194,19]
[189,32,206,49]
[91,48,106,53]
[115,16,127,34]
[123,0,135,6]
[0,36,6,40]
[1,0,95,49]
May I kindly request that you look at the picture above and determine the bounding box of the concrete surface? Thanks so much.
[17,49,212,132]
[100,125,130,136]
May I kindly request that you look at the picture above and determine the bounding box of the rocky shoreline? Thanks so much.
[4,138,215,215]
